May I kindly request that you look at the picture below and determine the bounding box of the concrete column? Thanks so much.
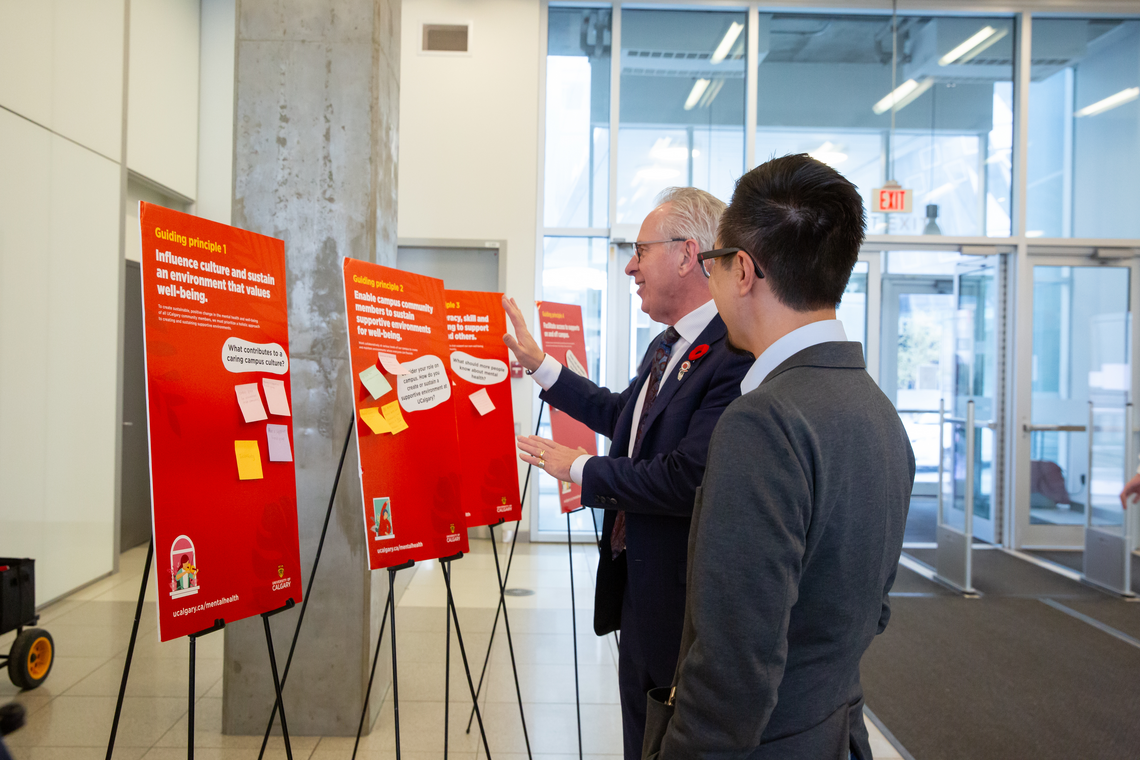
[224,0,401,736]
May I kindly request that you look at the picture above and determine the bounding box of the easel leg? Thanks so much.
[262,615,293,760]
[444,580,451,760]
[106,538,153,760]
[258,417,354,760]
[351,593,391,760]
[567,513,583,760]
[442,559,493,759]
[467,402,545,734]
[489,522,532,759]
[389,567,402,760]
[188,634,196,760]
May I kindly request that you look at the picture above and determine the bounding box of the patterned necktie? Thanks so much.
[611,326,681,559]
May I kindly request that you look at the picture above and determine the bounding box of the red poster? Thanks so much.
[343,259,470,568]
[445,291,522,527]
[537,302,598,513]
[138,202,302,642]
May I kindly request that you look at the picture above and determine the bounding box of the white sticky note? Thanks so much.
[266,424,293,462]
[235,383,268,423]
[359,365,392,400]
[469,387,495,416]
[379,352,409,375]
[262,378,291,417]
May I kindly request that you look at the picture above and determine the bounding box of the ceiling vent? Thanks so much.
[423,23,469,53]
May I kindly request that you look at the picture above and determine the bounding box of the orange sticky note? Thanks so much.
[381,400,408,434]
[359,407,391,435]
[234,440,264,480]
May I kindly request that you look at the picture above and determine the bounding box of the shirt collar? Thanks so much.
[672,299,719,345]
[740,320,848,394]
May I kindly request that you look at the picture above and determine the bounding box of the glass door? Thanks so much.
[1020,260,1132,549]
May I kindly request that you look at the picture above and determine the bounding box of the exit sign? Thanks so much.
[872,181,912,213]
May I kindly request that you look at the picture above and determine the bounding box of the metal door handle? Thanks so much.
[1023,424,1086,432]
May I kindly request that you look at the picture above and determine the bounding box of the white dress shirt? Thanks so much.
[530,298,720,484]
[739,319,848,395]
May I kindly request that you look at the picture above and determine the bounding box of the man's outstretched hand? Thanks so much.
[502,295,546,372]
[516,435,587,483]
[1121,472,1140,509]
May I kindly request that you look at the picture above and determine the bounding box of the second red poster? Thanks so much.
[343,259,470,569]
[537,302,598,513]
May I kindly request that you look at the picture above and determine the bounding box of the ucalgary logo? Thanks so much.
[450,523,456,533]
[277,564,284,578]
[446,522,462,543]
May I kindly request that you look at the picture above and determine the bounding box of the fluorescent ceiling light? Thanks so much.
[698,78,726,109]
[1074,87,1140,117]
[710,21,745,64]
[872,78,934,115]
[939,26,1007,66]
[685,79,710,111]
[808,141,848,166]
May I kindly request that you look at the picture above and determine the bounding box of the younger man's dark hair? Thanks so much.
[718,153,865,311]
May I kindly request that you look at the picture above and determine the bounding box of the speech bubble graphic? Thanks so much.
[222,337,289,374]
[450,351,508,385]
[565,349,588,378]
[397,355,452,411]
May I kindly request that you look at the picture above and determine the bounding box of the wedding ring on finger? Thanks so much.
[539,458,546,469]
[539,449,546,458]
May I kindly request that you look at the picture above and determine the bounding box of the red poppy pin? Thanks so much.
[688,344,709,361]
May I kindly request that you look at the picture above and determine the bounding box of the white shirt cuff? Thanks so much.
[570,455,591,486]
[530,353,563,391]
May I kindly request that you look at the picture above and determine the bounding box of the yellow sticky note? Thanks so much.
[234,440,264,480]
[359,407,391,435]
[382,400,409,434]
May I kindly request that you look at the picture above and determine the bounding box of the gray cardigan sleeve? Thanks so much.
[659,401,812,759]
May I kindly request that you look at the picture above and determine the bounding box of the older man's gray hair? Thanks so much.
[655,187,727,253]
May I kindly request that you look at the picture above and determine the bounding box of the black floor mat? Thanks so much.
[862,596,1140,760]
[903,548,1101,598]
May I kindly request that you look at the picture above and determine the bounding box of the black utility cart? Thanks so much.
[0,559,53,689]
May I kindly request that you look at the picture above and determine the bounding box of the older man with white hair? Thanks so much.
[504,187,752,759]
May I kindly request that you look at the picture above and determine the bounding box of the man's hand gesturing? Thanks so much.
[502,295,546,372]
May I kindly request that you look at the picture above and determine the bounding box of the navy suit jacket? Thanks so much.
[539,314,752,655]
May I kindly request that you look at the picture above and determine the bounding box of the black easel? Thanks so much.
[566,510,584,760]
[441,554,493,760]
[257,417,355,759]
[351,592,390,759]
[106,418,356,760]
[467,400,545,741]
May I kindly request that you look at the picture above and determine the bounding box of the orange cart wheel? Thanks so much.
[8,628,53,690]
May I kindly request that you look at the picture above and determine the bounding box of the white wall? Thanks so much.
[128,0,201,200]
[398,0,541,531]
[196,0,236,225]
[0,0,126,602]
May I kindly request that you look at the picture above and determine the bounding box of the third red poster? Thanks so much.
[445,291,521,527]
[536,301,598,513]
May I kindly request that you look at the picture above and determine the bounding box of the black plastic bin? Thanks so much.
[0,559,35,636]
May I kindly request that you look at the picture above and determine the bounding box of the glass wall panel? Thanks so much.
[545,8,611,228]
[616,9,747,226]
[1030,266,1131,527]
[755,13,1014,237]
[837,260,869,354]
[538,237,610,534]
[1028,19,1140,238]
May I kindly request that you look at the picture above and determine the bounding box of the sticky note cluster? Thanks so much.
[359,401,409,436]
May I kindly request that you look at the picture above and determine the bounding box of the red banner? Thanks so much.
[138,202,302,642]
[445,291,521,527]
[343,259,470,568]
[536,302,598,513]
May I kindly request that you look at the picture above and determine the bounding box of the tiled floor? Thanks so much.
[0,537,904,759]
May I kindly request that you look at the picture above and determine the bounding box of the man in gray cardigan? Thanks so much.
[647,154,914,760]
